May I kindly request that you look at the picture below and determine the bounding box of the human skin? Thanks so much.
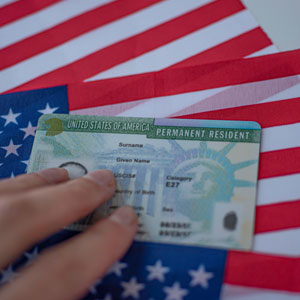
[0,168,138,300]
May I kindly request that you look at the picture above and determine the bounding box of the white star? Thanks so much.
[164,282,188,300]
[38,103,59,115]
[20,122,36,139]
[10,172,15,178]
[25,247,39,266]
[20,160,29,171]
[121,277,144,299]
[146,260,169,282]
[107,261,127,277]
[89,278,102,294]
[2,139,22,158]
[97,294,112,300]
[1,108,21,127]
[0,265,17,285]
[189,265,214,288]
[90,285,97,295]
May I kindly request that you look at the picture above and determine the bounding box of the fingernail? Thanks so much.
[38,168,69,183]
[110,206,137,226]
[85,169,115,188]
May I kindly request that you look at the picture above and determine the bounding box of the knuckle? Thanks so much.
[69,177,101,196]
[65,177,114,205]
[54,179,103,219]
[30,173,50,185]
[16,173,48,186]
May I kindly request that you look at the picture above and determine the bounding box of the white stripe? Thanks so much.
[222,284,300,300]
[253,228,300,256]
[261,123,300,152]
[0,0,212,93]
[257,173,300,206]
[246,44,278,57]
[117,87,227,118]
[0,0,17,8]
[117,83,300,119]
[87,10,259,81]
[0,0,114,49]
[261,76,300,103]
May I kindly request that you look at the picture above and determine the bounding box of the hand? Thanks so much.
[0,168,138,300]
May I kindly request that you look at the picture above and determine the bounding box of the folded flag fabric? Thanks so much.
[0,50,300,299]
[0,0,277,94]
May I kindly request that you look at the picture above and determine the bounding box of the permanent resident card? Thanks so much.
[28,114,261,250]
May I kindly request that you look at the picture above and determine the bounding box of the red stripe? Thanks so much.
[64,49,300,110]
[179,97,300,128]
[0,0,62,27]
[0,0,163,70]
[255,200,300,234]
[169,27,272,69]
[225,251,300,292]
[259,147,300,179]
[6,0,246,93]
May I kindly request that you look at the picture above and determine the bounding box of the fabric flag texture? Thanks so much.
[0,0,299,299]
[0,50,300,299]
[0,0,277,94]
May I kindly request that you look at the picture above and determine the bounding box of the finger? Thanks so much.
[0,168,69,196]
[0,207,137,300]
[0,169,116,269]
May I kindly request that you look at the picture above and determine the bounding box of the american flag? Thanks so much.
[0,0,277,94]
[0,0,299,299]
[1,52,300,299]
